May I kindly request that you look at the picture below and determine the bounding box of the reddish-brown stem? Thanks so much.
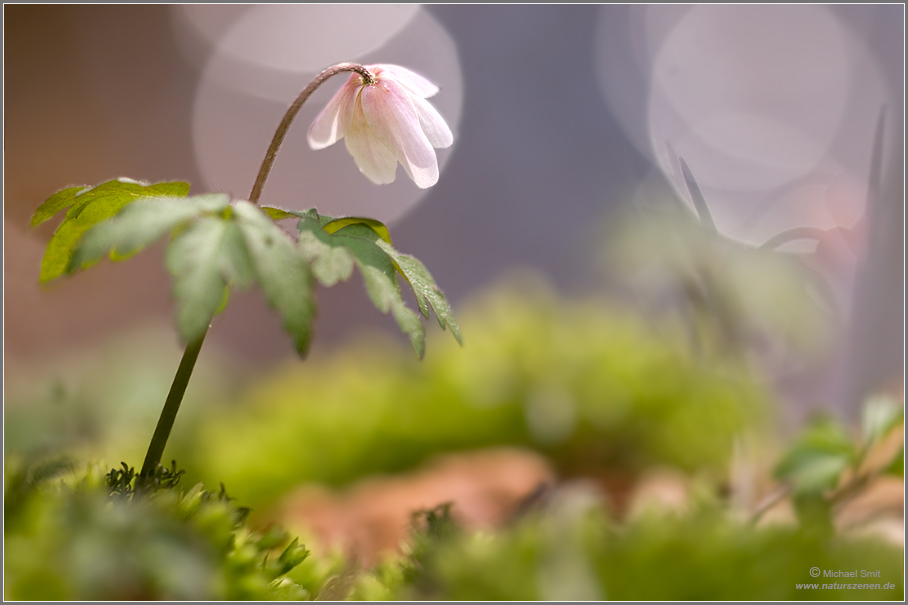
[248,63,374,204]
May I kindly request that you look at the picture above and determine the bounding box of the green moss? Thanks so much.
[189,279,768,510]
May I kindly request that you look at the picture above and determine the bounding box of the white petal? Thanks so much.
[399,154,439,189]
[344,97,399,185]
[308,75,360,150]
[371,64,439,98]
[412,95,453,149]
[361,79,439,188]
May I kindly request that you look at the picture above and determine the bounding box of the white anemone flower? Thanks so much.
[308,64,454,189]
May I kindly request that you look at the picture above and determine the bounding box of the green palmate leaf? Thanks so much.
[299,215,424,356]
[338,229,426,358]
[167,216,254,344]
[261,206,297,221]
[321,216,393,245]
[376,240,463,345]
[214,285,232,316]
[260,206,314,222]
[30,186,88,227]
[233,201,315,356]
[294,210,460,356]
[36,178,191,282]
[68,193,230,272]
[297,219,356,287]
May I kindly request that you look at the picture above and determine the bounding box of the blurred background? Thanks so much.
[5,5,903,380]
[4,5,905,586]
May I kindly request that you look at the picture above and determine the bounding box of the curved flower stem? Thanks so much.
[136,63,373,494]
[758,226,828,251]
[136,330,207,492]
[248,62,375,204]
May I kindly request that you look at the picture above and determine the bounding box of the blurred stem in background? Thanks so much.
[838,111,904,423]
[608,103,902,428]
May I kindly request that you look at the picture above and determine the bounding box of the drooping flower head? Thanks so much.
[308,64,453,189]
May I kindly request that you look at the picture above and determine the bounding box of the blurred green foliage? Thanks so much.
[7,460,901,601]
[602,199,836,361]
[773,394,904,531]
[775,415,858,496]
[3,326,233,467]
[5,265,900,601]
[4,276,902,601]
[181,276,768,509]
[3,458,323,601]
[395,492,904,601]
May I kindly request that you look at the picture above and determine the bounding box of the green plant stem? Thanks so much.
[136,63,373,493]
[137,331,207,491]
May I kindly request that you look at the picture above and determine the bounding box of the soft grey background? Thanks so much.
[4,5,903,421]
[5,6,651,360]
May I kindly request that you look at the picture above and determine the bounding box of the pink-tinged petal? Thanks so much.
[412,95,453,149]
[361,79,439,188]
[399,154,439,189]
[307,75,360,150]
[344,98,399,185]
[371,64,439,98]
